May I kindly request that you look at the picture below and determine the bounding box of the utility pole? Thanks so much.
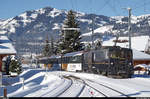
[128,8,132,49]
[91,15,94,49]
[123,7,132,49]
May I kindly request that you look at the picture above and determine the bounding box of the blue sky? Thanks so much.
[1,0,150,19]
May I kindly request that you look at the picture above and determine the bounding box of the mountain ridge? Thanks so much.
[0,6,150,56]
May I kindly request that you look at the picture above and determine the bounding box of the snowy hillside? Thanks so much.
[0,7,111,55]
[0,6,150,55]
[1,66,150,97]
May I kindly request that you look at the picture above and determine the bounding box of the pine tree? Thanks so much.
[42,35,56,56]
[58,10,82,54]
[9,60,22,75]
[50,35,55,55]
[42,36,51,57]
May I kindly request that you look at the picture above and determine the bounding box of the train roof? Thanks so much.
[38,55,61,60]
[63,51,84,57]
[38,57,50,60]
[50,55,61,58]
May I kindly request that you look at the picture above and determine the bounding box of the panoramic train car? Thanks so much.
[61,51,84,71]
[38,55,60,69]
[38,46,133,78]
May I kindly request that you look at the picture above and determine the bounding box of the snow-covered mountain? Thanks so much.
[0,6,150,55]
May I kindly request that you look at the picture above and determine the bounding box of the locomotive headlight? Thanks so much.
[110,62,113,65]
[92,66,96,69]
[129,62,132,65]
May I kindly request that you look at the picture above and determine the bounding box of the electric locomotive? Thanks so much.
[82,46,133,78]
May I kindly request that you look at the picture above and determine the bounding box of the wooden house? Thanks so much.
[0,36,16,72]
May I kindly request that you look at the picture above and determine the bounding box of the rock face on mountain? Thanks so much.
[0,6,150,55]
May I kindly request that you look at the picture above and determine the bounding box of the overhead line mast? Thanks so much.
[91,15,94,49]
[128,8,132,49]
[123,7,132,49]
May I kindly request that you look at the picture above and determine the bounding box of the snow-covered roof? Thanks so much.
[133,49,150,60]
[103,36,149,51]
[134,64,150,70]
[0,36,16,55]
[50,55,61,58]
[64,51,84,57]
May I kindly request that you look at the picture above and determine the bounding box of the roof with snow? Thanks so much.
[64,51,84,57]
[133,49,150,60]
[50,55,61,58]
[134,64,150,70]
[0,36,16,55]
[103,36,149,51]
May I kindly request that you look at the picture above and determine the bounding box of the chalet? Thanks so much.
[133,49,150,66]
[0,35,16,72]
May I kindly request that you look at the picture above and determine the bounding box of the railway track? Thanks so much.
[63,75,130,97]
[84,78,130,97]
[57,75,86,97]
[62,75,108,97]
[56,76,73,97]
[56,75,129,97]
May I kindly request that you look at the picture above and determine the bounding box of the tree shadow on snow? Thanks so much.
[124,90,150,97]
[10,75,45,97]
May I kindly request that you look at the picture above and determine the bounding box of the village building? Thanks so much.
[0,35,16,72]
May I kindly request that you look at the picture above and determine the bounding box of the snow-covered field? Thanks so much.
[1,64,150,97]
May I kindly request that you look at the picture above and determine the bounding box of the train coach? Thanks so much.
[38,46,134,78]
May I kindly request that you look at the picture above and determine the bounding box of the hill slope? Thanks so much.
[0,6,150,55]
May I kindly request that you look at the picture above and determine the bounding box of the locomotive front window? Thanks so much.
[109,48,123,58]
[120,50,125,58]
[93,50,108,62]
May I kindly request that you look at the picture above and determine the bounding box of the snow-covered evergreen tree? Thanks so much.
[58,10,83,54]
[50,35,55,55]
[42,36,51,57]
[9,60,22,75]
[42,35,56,56]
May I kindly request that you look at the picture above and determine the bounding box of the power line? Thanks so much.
[70,0,74,10]
[95,0,110,15]
[133,0,150,11]
[107,0,121,16]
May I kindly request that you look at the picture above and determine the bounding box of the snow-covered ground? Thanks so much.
[1,64,150,97]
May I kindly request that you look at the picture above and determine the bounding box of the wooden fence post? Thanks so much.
[4,88,7,97]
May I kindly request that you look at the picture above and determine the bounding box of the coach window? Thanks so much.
[71,56,81,63]
[67,57,69,63]
[64,57,67,63]
[71,56,77,62]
